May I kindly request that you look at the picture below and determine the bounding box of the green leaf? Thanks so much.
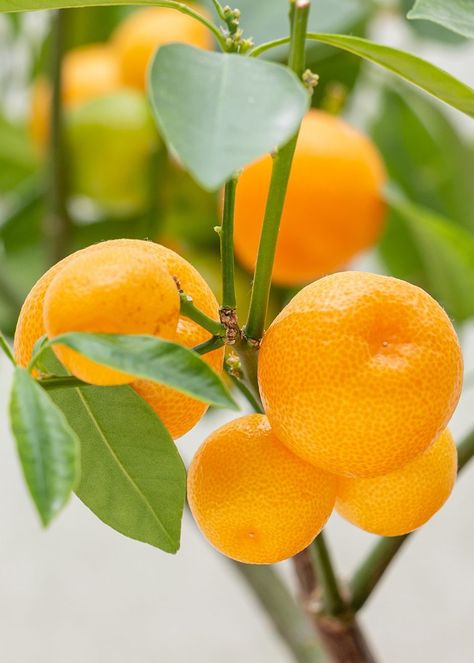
[0,0,173,11]
[49,384,186,552]
[306,33,474,117]
[408,0,474,39]
[384,186,474,322]
[47,332,237,410]
[9,367,80,525]
[148,44,309,190]
[370,85,474,232]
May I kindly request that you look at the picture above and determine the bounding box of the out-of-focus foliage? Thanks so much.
[407,0,474,40]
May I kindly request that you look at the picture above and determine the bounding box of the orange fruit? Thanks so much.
[258,272,463,478]
[233,110,386,286]
[14,240,224,435]
[30,44,122,149]
[336,429,457,536]
[43,243,179,385]
[131,244,225,439]
[112,5,213,90]
[188,414,337,564]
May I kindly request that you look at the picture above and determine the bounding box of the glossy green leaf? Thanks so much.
[408,0,474,39]
[400,0,466,43]
[306,33,474,117]
[47,332,237,410]
[371,86,474,231]
[148,44,309,190]
[9,367,80,525]
[49,384,186,552]
[384,186,474,322]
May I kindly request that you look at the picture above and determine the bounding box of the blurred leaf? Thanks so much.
[371,86,474,231]
[383,186,474,322]
[48,332,237,409]
[9,367,80,525]
[49,384,186,552]
[307,33,474,117]
[0,0,180,10]
[408,0,474,39]
[400,0,466,43]
[148,44,309,190]
[0,116,38,192]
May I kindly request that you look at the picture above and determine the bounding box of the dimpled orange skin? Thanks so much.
[131,244,224,439]
[30,45,122,149]
[188,414,337,564]
[258,272,463,478]
[112,6,213,91]
[233,110,386,286]
[336,429,457,536]
[43,244,180,385]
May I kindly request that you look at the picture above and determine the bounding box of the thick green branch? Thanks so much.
[350,427,474,612]
[220,176,238,310]
[232,562,327,663]
[245,0,310,341]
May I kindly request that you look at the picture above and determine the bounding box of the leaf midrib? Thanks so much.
[75,388,175,549]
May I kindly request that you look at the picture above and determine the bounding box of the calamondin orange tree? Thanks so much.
[0,0,473,661]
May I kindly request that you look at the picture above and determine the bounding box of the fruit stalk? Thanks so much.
[46,9,72,264]
[233,562,327,663]
[244,0,310,342]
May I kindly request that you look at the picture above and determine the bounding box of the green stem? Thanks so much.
[350,427,474,613]
[0,332,16,366]
[312,532,346,617]
[220,176,238,310]
[193,335,225,355]
[350,536,407,613]
[232,562,327,663]
[179,293,225,337]
[226,370,264,413]
[244,0,310,341]
[46,9,72,264]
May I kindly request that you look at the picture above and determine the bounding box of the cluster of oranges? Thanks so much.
[29,6,212,214]
[14,239,224,440]
[15,237,463,565]
[188,271,462,564]
[31,5,213,147]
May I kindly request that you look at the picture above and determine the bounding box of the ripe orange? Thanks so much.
[336,429,457,536]
[188,414,337,564]
[131,244,225,439]
[258,272,463,478]
[43,243,180,385]
[233,110,386,286]
[30,44,123,149]
[14,240,224,436]
[112,6,213,90]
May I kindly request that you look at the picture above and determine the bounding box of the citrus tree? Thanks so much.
[0,0,473,661]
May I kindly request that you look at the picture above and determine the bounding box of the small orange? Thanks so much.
[258,272,463,478]
[112,5,213,90]
[131,243,225,439]
[233,110,386,285]
[30,44,122,149]
[14,240,224,437]
[43,243,179,385]
[187,414,337,564]
[336,429,457,536]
